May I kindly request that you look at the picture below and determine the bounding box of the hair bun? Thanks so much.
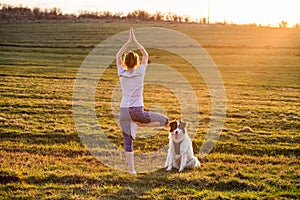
[124,51,139,69]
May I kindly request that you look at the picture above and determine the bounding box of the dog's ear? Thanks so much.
[179,122,187,130]
[169,121,178,132]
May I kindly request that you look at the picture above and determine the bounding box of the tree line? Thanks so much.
[0,4,207,23]
[1,4,299,28]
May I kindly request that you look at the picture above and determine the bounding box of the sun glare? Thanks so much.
[210,0,299,26]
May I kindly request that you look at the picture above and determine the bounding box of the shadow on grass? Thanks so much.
[0,171,21,184]
[25,174,97,185]
[0,131,92,158]
[94,168,265,199]
[0,132,81,146]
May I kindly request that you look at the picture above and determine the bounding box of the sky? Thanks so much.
[1,0,299,26]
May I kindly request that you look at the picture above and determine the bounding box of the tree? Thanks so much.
[165,12,174,21]
[278,20,288,28]
[127,10,151,21]
[293,23,300,29]
[154,11,163,21]
[50,7,61,16]
[183,15,190,23]
[200,17,207,24]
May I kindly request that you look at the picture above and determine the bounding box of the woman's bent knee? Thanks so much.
[163,117,169,126]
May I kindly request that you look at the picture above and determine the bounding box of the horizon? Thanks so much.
[1,0,300,27]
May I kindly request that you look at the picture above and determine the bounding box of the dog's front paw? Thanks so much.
[166,166,172,171]
[178,167,184,172]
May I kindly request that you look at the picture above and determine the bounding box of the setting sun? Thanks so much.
[209,0,300,26]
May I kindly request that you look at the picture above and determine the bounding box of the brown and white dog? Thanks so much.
[165,120,200,172]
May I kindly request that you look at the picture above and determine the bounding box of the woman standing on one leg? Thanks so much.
[116,27,168,174]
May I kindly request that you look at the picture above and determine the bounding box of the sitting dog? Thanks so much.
[165,120,200,172]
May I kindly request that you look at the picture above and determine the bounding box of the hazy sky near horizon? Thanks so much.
[1,0,299,26]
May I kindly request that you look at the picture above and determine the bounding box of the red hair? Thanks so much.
[123,51,139,70]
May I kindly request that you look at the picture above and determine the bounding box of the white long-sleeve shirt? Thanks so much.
[118,64,146,108]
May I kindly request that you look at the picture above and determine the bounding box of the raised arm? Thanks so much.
[131,28,148,66]
[116,40,130,67]
[116,30,132,67]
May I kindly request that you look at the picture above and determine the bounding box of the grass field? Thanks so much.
[0,22,299,199]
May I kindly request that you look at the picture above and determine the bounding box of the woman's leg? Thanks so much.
[129,107,169,127]
[120,108,136,174]
[122,131,136,174]
[135,121,160,127]
[122,130,133,152]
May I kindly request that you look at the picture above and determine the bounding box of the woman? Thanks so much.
[116,27,168,174]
